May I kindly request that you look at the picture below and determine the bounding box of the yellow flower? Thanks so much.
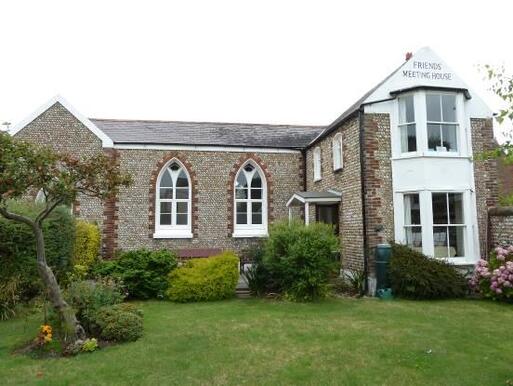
[41,325,52,334]
[44,335,52,343]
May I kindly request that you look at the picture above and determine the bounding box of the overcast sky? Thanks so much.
[1,0,512,138]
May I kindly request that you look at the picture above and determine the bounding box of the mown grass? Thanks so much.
[1,298,512,385]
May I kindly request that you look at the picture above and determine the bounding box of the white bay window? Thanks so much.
[401,191,469,261]
[395,91,463,156]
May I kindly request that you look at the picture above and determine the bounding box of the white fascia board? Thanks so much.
[10,95,114,148]
[113,143,301,154]
[286,194,306,207]
[304,197,341,203]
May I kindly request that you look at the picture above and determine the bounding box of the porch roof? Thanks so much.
[286,191,341,207]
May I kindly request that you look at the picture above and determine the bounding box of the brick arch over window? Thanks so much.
[227,154,274,236]
[148,152,199,238]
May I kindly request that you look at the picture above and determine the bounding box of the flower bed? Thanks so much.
[470,245,513,301]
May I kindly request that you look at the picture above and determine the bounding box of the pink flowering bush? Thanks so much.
[469,245,513,301]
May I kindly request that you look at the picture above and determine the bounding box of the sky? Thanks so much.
[1,0,512,139]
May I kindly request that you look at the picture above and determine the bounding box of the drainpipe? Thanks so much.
[358,107,369,294]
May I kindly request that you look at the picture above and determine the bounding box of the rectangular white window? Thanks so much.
[313,147,322,181]
[398,95,417,153]
[432,192,465,258]
[426,94,458,152]
[332,133,343,170]
[404,193,422,252]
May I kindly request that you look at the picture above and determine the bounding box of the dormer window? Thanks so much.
[398,94,417,153]
[426,93,458,152]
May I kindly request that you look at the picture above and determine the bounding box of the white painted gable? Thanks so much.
[364,47,491,117]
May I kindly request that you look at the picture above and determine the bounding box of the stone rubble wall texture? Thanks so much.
[489,212,513,247]
[305,116,365,272]
[116,149,302,253]
[13,102,105,227]
[13,102,500,265]
[471,118,499,256]
[13,102,304,257]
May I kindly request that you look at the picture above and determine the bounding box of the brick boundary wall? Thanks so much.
[147,152,200,238]
[226,154,274,236]
[102,149,120,258]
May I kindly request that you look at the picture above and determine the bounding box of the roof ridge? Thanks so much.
[90,117,325,129]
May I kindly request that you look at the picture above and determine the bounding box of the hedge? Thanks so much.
[0,201,75,299]
[167,252,239,302]
[389,242,467,299]
[93,249,178,299]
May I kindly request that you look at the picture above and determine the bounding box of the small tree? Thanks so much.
[0,132,131,346]
[481,65,513,161]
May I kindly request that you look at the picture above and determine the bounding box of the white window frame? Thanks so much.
[153,159,193,239]
[398,190,474,264]
[233,160,268,238]
[403,193,422,252]
[430,192,466,259]
[394,90,466,159]
[332,133,343,171]
[426,92,459,153]
[398,93,417,154]
[313,147,322,181]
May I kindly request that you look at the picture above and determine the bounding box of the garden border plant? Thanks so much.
[245,220,340,302]
[0,132,132,348]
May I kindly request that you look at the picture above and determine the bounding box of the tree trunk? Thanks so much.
[33,224,85,345]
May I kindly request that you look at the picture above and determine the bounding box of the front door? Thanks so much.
[315,204,339,234]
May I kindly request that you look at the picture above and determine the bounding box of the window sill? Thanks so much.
[313,177,322,182]
[333,166,343,173]
[153,230,193,239]
[392,153,470,161]
[232,231,268,238]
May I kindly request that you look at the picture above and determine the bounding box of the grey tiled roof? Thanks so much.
[90,118,325,149]
[308,61,406,147]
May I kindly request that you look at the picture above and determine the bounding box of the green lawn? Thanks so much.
[1,298,512,385]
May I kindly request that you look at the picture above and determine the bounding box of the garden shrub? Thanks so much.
[0,275,22,320]
[262,221,339,301]
[389,242,467,299]
[167,252,239,302]
[241,243,278,296]
[93,249,177,299]
[95,304,143,342]
[73,220,101,268]
[65,278,125,333]
[0,201,75,299]
[470,245,513,302]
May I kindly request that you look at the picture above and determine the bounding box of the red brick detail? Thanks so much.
[102,149,120,259]
[72,200,80,216]
[298,153,306,191]
[148,152,199,238]
[177,248,223,259]
[226,154,274,236]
